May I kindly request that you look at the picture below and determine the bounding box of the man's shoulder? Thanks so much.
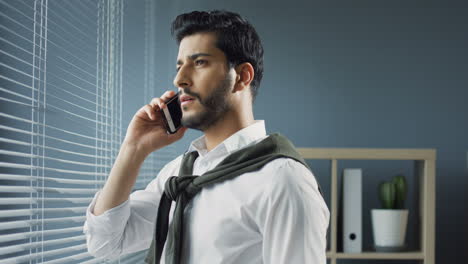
[262,157,311,177]
[261,157,318,189]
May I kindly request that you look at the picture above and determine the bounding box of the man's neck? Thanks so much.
[203,111,255,152]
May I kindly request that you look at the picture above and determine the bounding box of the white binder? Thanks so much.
[343,168,362,253]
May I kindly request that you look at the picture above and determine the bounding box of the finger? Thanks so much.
[150,91,176,110]
[160,90,177,102]
[143,104,156,120]
[168,126,187,141]
[150,98,164,110]
[159,90,178,107]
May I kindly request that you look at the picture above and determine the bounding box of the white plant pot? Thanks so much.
[371,209,409,249]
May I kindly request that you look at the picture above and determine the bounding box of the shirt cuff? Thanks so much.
[83,190,131,235]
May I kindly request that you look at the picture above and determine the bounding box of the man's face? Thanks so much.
[173,32,235,131]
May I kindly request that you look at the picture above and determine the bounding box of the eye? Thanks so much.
[195,59,206,66]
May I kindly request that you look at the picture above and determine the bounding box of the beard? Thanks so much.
[180,74,233,131]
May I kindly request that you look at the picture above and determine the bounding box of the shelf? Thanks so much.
[299,148,436,264]
[297,148,436,161]
[327,251,425,260]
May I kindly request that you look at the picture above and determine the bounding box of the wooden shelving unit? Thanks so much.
[297,148,436,264]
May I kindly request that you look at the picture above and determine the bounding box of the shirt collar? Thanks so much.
[187,120,267,158]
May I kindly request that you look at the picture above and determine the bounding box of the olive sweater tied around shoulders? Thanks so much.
[145,133,323,264]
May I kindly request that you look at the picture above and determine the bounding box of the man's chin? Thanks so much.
[182,109,223,132]
[181,113,204,131]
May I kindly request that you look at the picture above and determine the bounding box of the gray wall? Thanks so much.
[123,0,468,262]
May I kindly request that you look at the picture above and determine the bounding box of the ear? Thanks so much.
[233,62,255,92]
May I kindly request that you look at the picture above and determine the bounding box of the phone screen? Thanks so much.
[162,93,182,134]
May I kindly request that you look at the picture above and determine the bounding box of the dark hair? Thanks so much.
[171,10,264,101]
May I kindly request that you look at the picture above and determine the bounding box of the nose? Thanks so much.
[173,66,192,89]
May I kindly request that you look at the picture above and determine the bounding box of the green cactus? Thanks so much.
[393,174,407,209]
[379,174,407,209]
[379,181,395,209]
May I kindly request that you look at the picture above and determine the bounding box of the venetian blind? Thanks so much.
[0,0,158,263]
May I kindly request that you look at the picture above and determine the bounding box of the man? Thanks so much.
[84,10,329,264]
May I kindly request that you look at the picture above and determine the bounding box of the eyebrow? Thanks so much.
[177,53,212,65]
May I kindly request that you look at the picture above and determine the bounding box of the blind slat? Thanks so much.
[56,55,96,80]
[0,9,97,58]
[0,84,108,118]
[0,163,108,176]
[0,149,34,158]
[0,173,107,185]
[0,48,35,69]
[0,186,99,194]
[0,35,45,62]
[0,208,34,217]
[0,197,92,205]
[36,245,89,263]
[0,146,111,168]
[0,161,30,169]
[41,249,95,264]
[0,86,35,102]
[0,106,123,134]
[0,235,86,259]
[0,216,86,231]
[50,0,97,30]
[0,60,38,80]
[0,174,105,184]
[0,136,30,146]
[0,95,33,107]
[0,207,88,218]
[0,72,34,89]
[0,226,83,243]
[0,99,112,126]
[0,23,44,51]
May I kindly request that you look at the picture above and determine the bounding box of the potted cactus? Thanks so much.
[371,174,409,251]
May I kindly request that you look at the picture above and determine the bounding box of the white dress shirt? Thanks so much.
[83,120,330,263]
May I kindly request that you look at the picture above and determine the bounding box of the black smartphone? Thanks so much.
[161,92,182,134]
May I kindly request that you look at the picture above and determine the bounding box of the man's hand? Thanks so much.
[93,91,187,216]
[123,90,187,157]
